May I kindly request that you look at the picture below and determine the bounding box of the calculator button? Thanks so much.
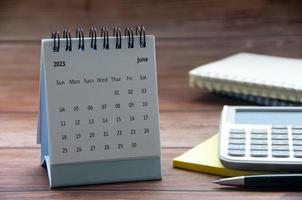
[251,150,268,157]
[293,140,302,146]
[229,133,245,139]
[250,139,267,145]
[292,125,302,129]
[271,129,288,135]
[229,129,246,134]
[251,129,267,134]
[251,134,267,140]
[228,144,245,150]
[272,145,289,151]
[271,134,288,140]
[293,146,302,151]
[272,125,288,129]
[294,151,302,158]
[272,151,289,158]
[250,145,267,151]
[228,149,245,157]
[229,139,245,144]
[292,135,302,140]
[272,140,289,145]
[292,129,302,135]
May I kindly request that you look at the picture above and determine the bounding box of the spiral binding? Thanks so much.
[51,26,147,52]
[125,27,134,48]
[136,26,146,48]
[51,31,60,52]
[63,29,72,51]
[101,27,109,49]
[89,27,97,50]
[76,28,85,51]
[113,27,122,49]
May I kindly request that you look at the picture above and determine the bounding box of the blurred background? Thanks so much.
[1,0,302,114]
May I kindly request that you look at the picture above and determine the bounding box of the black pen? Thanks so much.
[213,174,302,188]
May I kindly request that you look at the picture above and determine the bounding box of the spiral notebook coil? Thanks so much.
[62,29,72,51]
[89,27,97,50]
[113,27,122,49]
[75,28,85,51]
[51,26,147,52]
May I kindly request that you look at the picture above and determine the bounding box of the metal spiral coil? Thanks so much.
[101,27,109,49]
[89,27,97,50]
[63,29,72,51]
[136,26,146,48]
[113,27,122,49]
[51,31,60,52]
[50,26,147,51]
[76,27,85,51]
[125,27,134,48]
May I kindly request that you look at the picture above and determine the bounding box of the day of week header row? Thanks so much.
[56,75,147,86]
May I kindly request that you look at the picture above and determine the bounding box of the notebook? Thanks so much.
[37,26,161,187]
[189,53,302,106]
[173,134,258,176]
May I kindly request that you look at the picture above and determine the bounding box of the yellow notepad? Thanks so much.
[173,134,258,177]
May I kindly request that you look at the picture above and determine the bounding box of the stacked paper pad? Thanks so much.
[189,53,302,106]
[173,134,257,176]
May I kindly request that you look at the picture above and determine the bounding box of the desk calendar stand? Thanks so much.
[37,26,162,188]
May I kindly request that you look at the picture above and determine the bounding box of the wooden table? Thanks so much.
[1,0,302,199]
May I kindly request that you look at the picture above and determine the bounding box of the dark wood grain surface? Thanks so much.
[0,0,302,199]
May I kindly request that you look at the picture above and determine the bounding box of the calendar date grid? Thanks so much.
[56,86,154,156]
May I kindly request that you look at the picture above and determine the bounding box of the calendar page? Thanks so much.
[42,36,161,165]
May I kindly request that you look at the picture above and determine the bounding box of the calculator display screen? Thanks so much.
[235,110,302,125]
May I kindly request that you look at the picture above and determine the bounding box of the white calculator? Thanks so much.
[219,106,302,171]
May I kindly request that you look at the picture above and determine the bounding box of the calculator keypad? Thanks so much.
[227,125,302,159]
[250,129,268,157]
[228,129,246,157]
[293,126,302,158]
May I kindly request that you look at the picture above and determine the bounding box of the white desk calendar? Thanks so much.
[219,106,302,171]
[37,26,162,188]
